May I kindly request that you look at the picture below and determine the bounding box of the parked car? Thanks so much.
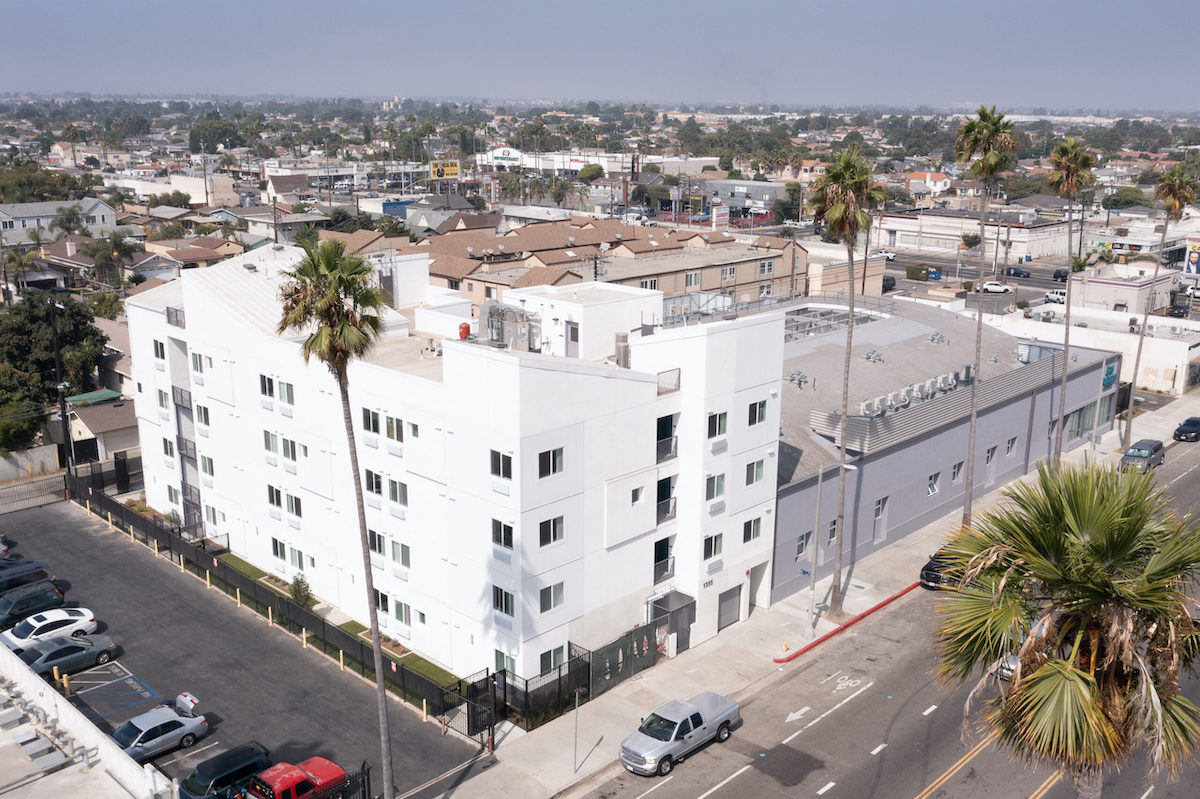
[619,692,741,776]
[1186,285,1200,299]
[0,533,10,555]
[881,275,896,292]
[871,249,896,261]
[976,281,1013,294]
[1044,288,1067,304]
[18,633,116,677]
[1053,268,1070,282]
[179,742,272,799]
[0,607,96,653]
[919,551,955,590]
[0,581,65,629]
[0,560,55,594]
[1004,266,1031,278]
[1120,439,1165,472]
[1175,418,1200,442]
[243,757,348,799]
[112,692,208,762]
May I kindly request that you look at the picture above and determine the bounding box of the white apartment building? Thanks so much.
[126,247,782,679]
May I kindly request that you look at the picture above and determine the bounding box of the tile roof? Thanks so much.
[73,400,137,435]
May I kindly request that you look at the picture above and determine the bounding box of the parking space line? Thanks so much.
[73,664,135,693]
[695,765,750,799]
[74,673,157,717]
[817,782,836,795]
[159,740,220,767]
[871,743,887,755]
[922,705,938,716]
[632,776,673,799]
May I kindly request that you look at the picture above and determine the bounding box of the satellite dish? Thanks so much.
[599,243,610,253]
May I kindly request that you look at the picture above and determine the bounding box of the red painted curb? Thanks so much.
[773,581,922,664]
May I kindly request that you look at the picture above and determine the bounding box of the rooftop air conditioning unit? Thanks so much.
[860,400,874,416]
[887,391,900,409]
[874,396,888,414]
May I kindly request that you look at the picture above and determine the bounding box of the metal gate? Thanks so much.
[0,473,65,514]
[717,586,741,632]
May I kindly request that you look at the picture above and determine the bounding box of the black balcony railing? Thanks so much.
[653,556,675,584]
[656,497,676,523]
[176,435,197,461]
[171,386,192,409]
[656,436,677,463]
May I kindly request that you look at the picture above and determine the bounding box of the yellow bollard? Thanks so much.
[107,511,113,528]
[781,641,789,653]
[154,540,159,556]
[129,526,134,542]
[302,628,307,649]
[268,606,273,626]
[179,558,185,573]
[62,675,71,697]
[423,699,427,721]
[236,588,241,608]
[86,500,91,515]
[205,571,211,589]
[53,666,60,685]
[339,650,345,671]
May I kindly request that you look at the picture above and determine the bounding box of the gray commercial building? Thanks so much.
[770,298,1120,603]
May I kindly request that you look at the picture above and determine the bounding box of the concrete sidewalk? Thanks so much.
[451,389,1199,799]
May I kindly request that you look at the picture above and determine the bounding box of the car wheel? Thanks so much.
[72,629,86,637]
[657,756,672,776]
[95,651,111,665]
[180,733,197,748]
[716,722,731,743]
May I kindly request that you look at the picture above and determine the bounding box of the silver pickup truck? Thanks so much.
[618,691,741,776]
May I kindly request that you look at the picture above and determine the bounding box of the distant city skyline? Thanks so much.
[3,0,1198,113]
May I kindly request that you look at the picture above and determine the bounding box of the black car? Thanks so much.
[1053,268,1070,282]
[1004,266,1031,278]
[179,742,271,799]
[881,274,896,292]
[919,552,955,590]
[1174,417,1200,442]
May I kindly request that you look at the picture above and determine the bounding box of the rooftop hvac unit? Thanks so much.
[874,396,888,414]
[899,386,912,407]
[938,374,952,391]
[860,399,874,416]
[887,391,900,409]
[926,378,938,396]
[961,364,974,383]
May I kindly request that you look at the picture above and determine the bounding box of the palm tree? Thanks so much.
[1124,165,1200,449]
[52,204,88,238]
[805,148,886,618]
[934,462,1200,798]
[4,248,37,305]
[955,105,1016,527]
[62,124,80,168]
[276,240,397,798]
[1047,138,1096,460]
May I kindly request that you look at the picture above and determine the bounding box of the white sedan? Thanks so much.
[871,249,896,261]
[977,281,1014,294]
[0,607,97,653]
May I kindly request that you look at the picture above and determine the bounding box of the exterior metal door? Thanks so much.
[717,586,741,632]
[565,322,579,357]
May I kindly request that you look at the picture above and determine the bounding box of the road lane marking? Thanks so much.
[695,765,750,799]
[632,776,672,799]
[782,680,875,744]
[922,705,938,716]
[158,740,220,766]
[817,782,836,795]
[820,671,842,684]
[914,729,1001,799]
[393,754,489,799]
[1028,771,1062,799]
[786,706,811,723]
[1168,458,1200,487]
[871,743,887,755]
[1139,788,1154,799]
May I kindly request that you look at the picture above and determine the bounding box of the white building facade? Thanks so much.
[126,249,781,678]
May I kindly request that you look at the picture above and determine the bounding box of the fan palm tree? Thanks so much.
[1047,138,1096,461]
[935,462,1200,798]
[955,106,1016,527]
[1124,165,1199,449]
[805,148,886,618]
[52,204,88,238]
[4,248,37,305]
[276,240,396,798]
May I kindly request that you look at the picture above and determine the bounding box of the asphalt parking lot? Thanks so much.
[1,501,479,792]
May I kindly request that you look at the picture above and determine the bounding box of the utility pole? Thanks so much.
[49,294,73,475]
[201,142,210,207]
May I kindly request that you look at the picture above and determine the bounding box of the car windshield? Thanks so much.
[112,720,144,748]
[638,713,678,742]
[1127,448,1149,457]
[10,619,34,638]
[17,649,40,665]
[181,770,211,794]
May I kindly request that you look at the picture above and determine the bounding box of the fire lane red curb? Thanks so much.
[773,581,922,664]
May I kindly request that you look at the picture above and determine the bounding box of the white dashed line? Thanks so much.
[871,743,887,755]
[695,765,750,799]
[817,781,836,795]
[783,680,875,744]
[922,704,938,716]
[820,670,842,684]
[632,776,672,799]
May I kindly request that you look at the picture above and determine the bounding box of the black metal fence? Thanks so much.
[76,454,143,495]
[64,475,490,747]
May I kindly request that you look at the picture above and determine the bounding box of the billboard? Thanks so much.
[711,205,730,231]
[1187,237,1200,274]
[431,160,460,180]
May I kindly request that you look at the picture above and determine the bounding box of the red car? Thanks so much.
[243,757,347,799]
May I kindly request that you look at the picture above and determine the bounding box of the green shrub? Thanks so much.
[963,280,974,292]
[289,573,316,609]
[906,264,929,281]
[1016,299,1029,309]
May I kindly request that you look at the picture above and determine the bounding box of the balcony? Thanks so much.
[653,556,675,584]
[171,386,192,410]
[656,497,677,524]
[166,306,186,328]
[656,436,677,463]
[182,483,200,505]
[176,436,197,461]
[657,368,680,395]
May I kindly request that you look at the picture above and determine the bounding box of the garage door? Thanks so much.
[717,586,741,632]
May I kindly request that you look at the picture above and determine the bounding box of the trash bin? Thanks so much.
[1025,254,1032,262]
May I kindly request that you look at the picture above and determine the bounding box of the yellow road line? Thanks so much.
[914,729,1001,799]
[1029,770,1063,799]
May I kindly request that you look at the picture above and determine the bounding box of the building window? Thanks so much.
[448,279,461,290]
[540,646,565,674]
[721,265,736,282]
[490,450,512,479]
[167,485,180,504]
[290,548,306,571]
[704,533,723,559]
[394,601,411,626]
[707,411,727,438]
[286,493,302,517]
[745,459,764,486]
[1006,436,1018,455]
[539,516,564,546]
[686,271,701,288]
[157,389,169,410]
[539,582,565,613]
[388,479,408,506]
[795,531,812,560]
[281,438,298,461]
[484,286,495,299]
[631,487,643,504]
[392,540,410,568]
[153,340,165,360]
[191,352,206,373]
[875,497,887,519]
[368,529,385,555]
[267,485,282,507]
[759,283,773,298]
[640,278,658,290]
[828,519,838,544]
[492,586,515,617]
[259,374,274,398]
[496,650,515,674]
[706,473,726,500]
[986,445,997,465]
[743,517,761,543]
[195,404,210,426]
[928,472,940,496]
[759,259,774,275]
[492,519,513,549]
[748,400,766,426]
[409,422,420,438]
[365,469,382,495]
[263,430,279,454]
[362,408,380,434]
[271,538,286,560]
[952,461,963,482]
[538,447,563,478]
[200,455,214,476]
[162,438,174,457]
[386,415,404,442]
[278,381,294,405]
[373,589,388,613]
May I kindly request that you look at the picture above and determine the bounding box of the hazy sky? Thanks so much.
[3,1,1197,112]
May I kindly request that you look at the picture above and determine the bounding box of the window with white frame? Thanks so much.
[263,430,278,454]
[200,455,214,476]
[388,479,407,506]
[373,589,388,613]
[362,408,380,434]
[721,265,736,282]
[195,404,210,426]
[365,469,382,495]
[290,548,306,571]
[409,422,420,438]
[704,533,723,559]
[286,493,302,517]
[153,340,165,360]
[490,450,512,479]
[281,438,298,461]
[875,496,887,519]
[259,374,274,398]
[386,415,404,442]
[748,400,767,425]
[540,646,565,674]
[539,516,564,546]
[745,459,764,486]
[759,259,774,275]
[278,381,294,405]
[686,271,701,288]
[743,517,761,542]
[191,352,209,373]
[538,447,563,478]
[163,438,174,457]
[496,650,516,673]
[271,538,286,560]
[492,519,513,549]
[827,519,838,543]
[167,485,180,504]
[157,389,169,409]
[392,540,410,568]
[267,485,282,507]
[492,586,514,616]
[759,283,773,298]
[706,474,725,500]
[928,472,940,496]
[1006,436,1018,455]
[952,461,963,482]
[707,411,727,438]
[368,529,385,555]
[394,601,411,626]
[795,531,812,560]
[539,582,565,613]
[640,278,658,290]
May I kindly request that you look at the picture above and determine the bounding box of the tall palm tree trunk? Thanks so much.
[338,371,396,798]
[961,188,990,527]
[830,243,856,618]
[1053,204,1075,461]
[1124,220,1170,450]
